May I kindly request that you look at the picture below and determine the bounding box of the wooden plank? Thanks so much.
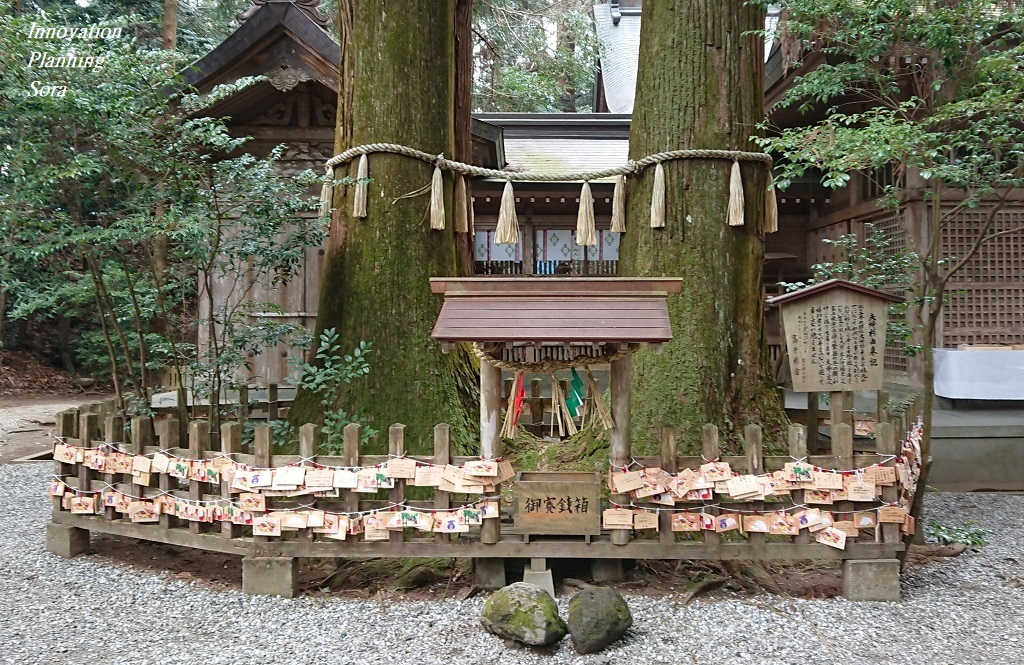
[609,355,632,546]
[832,422,856,540]
[430,277,683,295]
[55,510,900,560]
[389,424,406,545]
[807,392,820,454]
[102,414,124,521]
[221,422,242,539]
[480,361,502,545]
[789,424,810,548]
[79,413,98,520]
[53,409,79,517]
[342,424,360,518]
[744,424,766,555]
[659,427,676,543]
[267,383,279,421]
[877,422,901,545]
[253,426,272,544]
[158,418,179,530]
[701,424,720,552]
[129,416,152,518]
[434,424,451,544]
[189,421,210,535]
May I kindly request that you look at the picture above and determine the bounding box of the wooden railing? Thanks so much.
[49,407,917,566]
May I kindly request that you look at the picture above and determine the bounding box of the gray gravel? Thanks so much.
[2,461,1023,665]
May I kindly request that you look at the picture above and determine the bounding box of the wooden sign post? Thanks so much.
[769,280,902,451]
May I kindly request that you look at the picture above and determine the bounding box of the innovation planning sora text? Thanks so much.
[23,22,123,98]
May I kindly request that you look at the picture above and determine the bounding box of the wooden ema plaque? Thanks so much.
[772,280,899,393]
[514,471,601,536]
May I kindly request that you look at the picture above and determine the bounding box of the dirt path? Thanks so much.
[0,394,109,464]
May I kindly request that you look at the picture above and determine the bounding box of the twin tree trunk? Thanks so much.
[617,0,786,451]
[289,0,477,452]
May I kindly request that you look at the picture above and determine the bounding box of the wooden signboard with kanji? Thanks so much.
[770,280,902,393]
[514,471,601,536]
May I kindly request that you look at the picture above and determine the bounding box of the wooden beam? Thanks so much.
[609,354,632,546]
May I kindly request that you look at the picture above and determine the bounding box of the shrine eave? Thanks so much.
[430,277,682,345]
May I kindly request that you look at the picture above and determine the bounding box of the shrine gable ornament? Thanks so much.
[768,280,903,393]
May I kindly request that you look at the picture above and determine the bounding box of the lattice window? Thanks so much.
[941,206,1024,347]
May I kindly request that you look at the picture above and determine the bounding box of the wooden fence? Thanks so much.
[48,408,917,566]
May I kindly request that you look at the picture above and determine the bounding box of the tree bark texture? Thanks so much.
[617,0,786,453]
[291,0,477,453]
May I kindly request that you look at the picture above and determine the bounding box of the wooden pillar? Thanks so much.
[658,427,676,543]
[744,424,765,556]
[789,424,810,547]
[221,422,242,539]
[829,391,844,453]
[388,424,406,544]
[609,354,632,546]
[480,360,502,545]
[806,392,820,454]
[188,420,209,534]
[103,415,124,521]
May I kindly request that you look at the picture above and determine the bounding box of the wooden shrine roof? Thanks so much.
[430,277,682,344]
[766,279,903,306]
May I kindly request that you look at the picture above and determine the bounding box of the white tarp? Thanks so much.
[933,349,1024,400]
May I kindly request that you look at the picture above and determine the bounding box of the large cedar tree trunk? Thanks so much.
[290,0,477,452]
[617,0,786,452]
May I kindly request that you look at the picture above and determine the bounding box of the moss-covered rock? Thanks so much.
[480,582,567,646]
[566,586,632,654]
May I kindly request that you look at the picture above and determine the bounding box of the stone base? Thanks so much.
[242,557,298,597]
[523,568,555,598]
[473,558,506,590]
[46,523,90,558]
[842,559,901,602]
[591,559,624,584]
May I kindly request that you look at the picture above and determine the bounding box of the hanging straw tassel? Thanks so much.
[575,181,597,246]
[610,174,626,233]
[453,173,469,233]
[495,179,519,245]
[429,163,445,230]
[765,183,779,234]
[728,160,745,227]
[352,153,369,218]
[650,162,666,228]
[319,166,334,217]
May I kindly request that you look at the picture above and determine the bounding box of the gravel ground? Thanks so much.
[2,462,1022,665]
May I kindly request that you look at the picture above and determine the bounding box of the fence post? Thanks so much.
[701,424,720,552]
[103,415,125,521]
[252,425,273,546]
[433,424,451,544]
[744,424,765,554]
[189,420,210,534]
[343,423,361,518]
[789,424,810,547]
[659,427,677,544]
[480,360,503,546]
[53,409,78,517]
[388,424,406,545]
[221,422,242,539]
[158,418,179,530]
[79,412,98,504]
[877,423,901,545]
[832,422,855,546]
[267,383,279,422]
[806,392,820,454]
[609,354,633,547]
